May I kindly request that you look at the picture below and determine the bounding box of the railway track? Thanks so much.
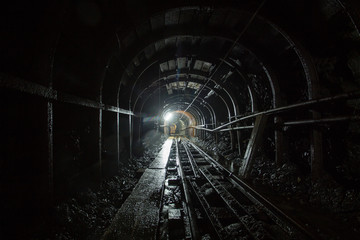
[157,137,318,240]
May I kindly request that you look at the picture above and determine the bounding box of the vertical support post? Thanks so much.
[237,129,242,156]
[201,127,204,140]
[311,111,323,178]
[274,116,286,166]
[138,116,142,142]
[236,117,242,156]
[292,40,323,179]
[308,77,323,179]
[129,114,133,159]
[240,114,268,178]
[214,123,218,144]
[117,112,120,171]
[47,101,54,203]
[99,109,102,180]
[47,35,58,204]
[156,118,159,133]
[229,123,235,151]
[235,105,242,156]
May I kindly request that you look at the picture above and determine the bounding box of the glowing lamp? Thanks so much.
[164,112,173,121]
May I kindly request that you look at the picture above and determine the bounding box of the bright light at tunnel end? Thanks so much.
[164,112,173,121]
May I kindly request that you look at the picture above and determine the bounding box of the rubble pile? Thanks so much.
[35,133,167,240]
[191,132,232,158]
[251,155,360,214]
[191,129,360,218]
[309,176,360,213]
[52,168,139,240]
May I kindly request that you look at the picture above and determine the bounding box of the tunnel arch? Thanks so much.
[162,110,197,136]
[112,6,322,111]
[2,2,360,238]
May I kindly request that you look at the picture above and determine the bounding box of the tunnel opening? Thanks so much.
[162,110,196,137]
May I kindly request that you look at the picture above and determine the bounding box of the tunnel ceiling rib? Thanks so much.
[140,89,223,124]
[126,54,247,116]
[128,56,268,118]
[137,83,232,124]
[116,6,292,64]
[114,6,316,120]
[132,73,241,113]
[125,48,271,118]
[162,94,218,122]
[119,43,277,115]
[106,1,360,146]
[2,2,360,237]
[181,0,267,115]
[161,103,205,127]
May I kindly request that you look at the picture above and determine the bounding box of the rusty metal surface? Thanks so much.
[192,90,360,133]
[241,114,268,178]
[0,73,134,115]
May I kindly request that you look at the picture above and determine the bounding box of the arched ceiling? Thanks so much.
[1,0,360,125]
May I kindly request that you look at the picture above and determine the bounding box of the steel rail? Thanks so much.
[184,138,319,240]
[181,142,200,178]
[175,139,201,240]
[180,142,230,239]
[182,140,270,240]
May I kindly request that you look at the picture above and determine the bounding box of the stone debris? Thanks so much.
[37,133,167,240]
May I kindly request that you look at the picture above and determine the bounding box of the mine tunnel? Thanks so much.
[1,0,360,239]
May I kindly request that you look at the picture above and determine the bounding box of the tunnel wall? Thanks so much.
[0,80,134,208]
[0,89,50,231]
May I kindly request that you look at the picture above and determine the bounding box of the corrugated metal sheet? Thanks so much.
[187,81,202,90]
[144,44,155,59]
[168,59,176,70]
[177,57,187,69]
[202,62,212,72]
[136,21,151,38]
[193,60,203,70]
[122,30,137,48]
[165,10,180,26]
[160,62,169,72]
[155,40,165,51]
[179,9,195,24]
[165,37,177,46]
[150,14,164,30]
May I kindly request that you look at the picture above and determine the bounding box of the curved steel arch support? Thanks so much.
[134,82,230,120]
[161,103,204,137]
[133,76,236,119]
[137,89,213,139]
